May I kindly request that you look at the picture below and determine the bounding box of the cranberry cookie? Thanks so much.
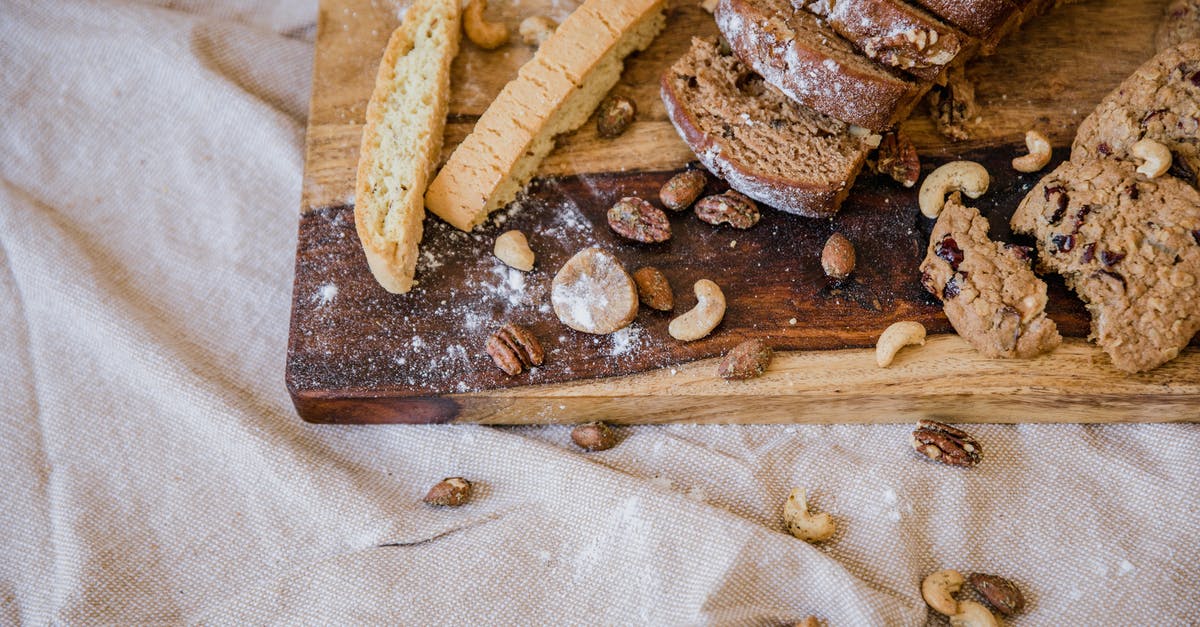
[1012,159,1200,372]
[920,195,1061,359]
[1157,0,1200,53]
[1072,40,1200,187]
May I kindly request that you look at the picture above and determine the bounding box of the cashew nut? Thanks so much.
[518,15,557,47]
[1131,138,1171,179]
[1011,130,1051,173]
[876,321,926,367]
[919,161,990,218]
[949,600,1001,627]
[782,488,836,543]
[464,0,509,50]
[493,230,534,271]
[921,569,964,616]
[668,279,725,341]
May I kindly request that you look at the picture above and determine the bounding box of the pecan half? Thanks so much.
[485,323,544,376]
[911,420,981,467]
[607,197,671,243]
[718,339,773,380]
[659,170,708,210]
[695,191,760,229]
[876,130,920,188]
[968,573,1025,616]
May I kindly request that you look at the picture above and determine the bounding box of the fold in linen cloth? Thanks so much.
[1,0,1198,624]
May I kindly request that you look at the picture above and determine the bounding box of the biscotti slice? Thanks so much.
[717,0,928,130]
[799,0,975,82]
[919,194,1061,359]
[1072,40,1200,187]
[424,0,666,232]
[661,38,871,217]
[354,0,460,294]
[1012,159,1200,372]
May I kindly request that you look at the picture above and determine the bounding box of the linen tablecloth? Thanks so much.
[1,1,1197,624]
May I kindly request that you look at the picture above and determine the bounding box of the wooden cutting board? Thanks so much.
[287,0,1200,424]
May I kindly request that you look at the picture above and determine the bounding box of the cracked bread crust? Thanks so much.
[716,0,928,131]
[661,37,870,217]
[920,195,1061,359]
[800,0,973,82]
[909,0,1017,40]
[1012,159,1200,373]
[1072,40,1200,188]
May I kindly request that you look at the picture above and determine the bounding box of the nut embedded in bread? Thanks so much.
[661,37,871,218]
[354,0,461,293]
[424,0,667,232]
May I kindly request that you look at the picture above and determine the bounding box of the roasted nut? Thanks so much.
[877,130,920,187]
[607,197,670,243]
[919,161,990,218]
[718,339,773,379]
[968,573,1025,616]
[633,266,673,311]
[1012,130,1052,173]
[821,232,856,280]
[922,569,964,616]
[660,170,708,210]
[695,191,760,229]
[668,279,726,341]
[849,124,883,148]
[783,488,835,543]
[551,248,639,335]
[485,323,544,375]
[875,321,926,367]
[1131,138,1171,178]
[424,477,472,506]
[911,420,982,467]
[518,15,557,47]
[571,422,617,451]
[463,0,509,49]
[796,617,820,627]
[493,230,535,271]
[950,600,1001,627]
[700,0,719,13]
[597,95,637,138]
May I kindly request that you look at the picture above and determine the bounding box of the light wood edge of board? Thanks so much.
[446,336,1200,424]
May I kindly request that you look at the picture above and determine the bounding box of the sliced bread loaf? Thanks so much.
[799,0,974,82]
[424,0,666,232]
[716,0,928,131]
[908,0,1018,40]
[661,37,872,217]
[354,0,461,294]
[1072,40,1200,187]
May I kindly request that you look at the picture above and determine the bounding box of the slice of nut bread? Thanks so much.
[661,37,871,217]
[425,0,667,232]
[354,0,461,294]
[920,194,1061,359]
[1072,40,1200,188]
[800,0,975,82]
[717,0,928,130]
[908,0,1018,40]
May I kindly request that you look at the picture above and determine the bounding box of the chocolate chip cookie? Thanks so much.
[920,195,1061,359]
[1012,159,1200,372]
[1072,40,1200,187]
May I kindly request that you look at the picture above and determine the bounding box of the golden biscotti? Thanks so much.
[354,0,461,294]
[425,0,667,232]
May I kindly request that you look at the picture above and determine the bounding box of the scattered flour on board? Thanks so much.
[609,324,643,356]
[314,283,338,307]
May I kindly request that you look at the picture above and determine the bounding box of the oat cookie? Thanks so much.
[1157,0,1200,53]
[1012,159,1200,372]
[1072,41,1200,187]
[920,195,1061,359]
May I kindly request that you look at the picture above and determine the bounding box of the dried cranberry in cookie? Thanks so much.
[1012,159,1200,373]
